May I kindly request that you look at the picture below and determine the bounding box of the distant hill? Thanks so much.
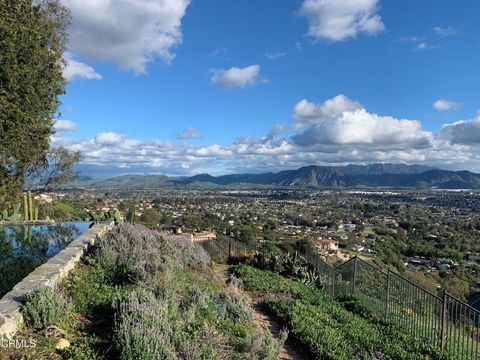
[87,174,175,189]
[83,164,480,189]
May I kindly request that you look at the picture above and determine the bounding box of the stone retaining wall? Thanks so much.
[0,220,56,226]
[0,222,113,338]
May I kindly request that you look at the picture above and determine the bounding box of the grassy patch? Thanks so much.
[233,264,449,360]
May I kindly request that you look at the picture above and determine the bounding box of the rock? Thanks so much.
[55,338,70,350]
[43,325,66,338]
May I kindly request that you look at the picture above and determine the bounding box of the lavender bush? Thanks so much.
[94,224,280,360]
[113,289,217,360]
[213,292,253,324]
[95,224,210,284]
[113,289,176,360]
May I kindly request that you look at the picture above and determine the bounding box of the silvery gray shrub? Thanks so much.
[95,224,211,285]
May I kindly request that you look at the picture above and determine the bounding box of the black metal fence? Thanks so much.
[298,247,480,359]
[201,236,262,263]
[201,237,480,358]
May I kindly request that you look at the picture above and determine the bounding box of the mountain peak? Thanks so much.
[84,164,479,189]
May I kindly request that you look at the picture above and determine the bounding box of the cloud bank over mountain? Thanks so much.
[54,94,480,176]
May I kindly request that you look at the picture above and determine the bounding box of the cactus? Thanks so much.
[0,203,21,222]
[24,226,32,243]
[9,213,22,221]
[23,193,28,221]
[126,209,135,223]
[114,209,122,225]
[12,202,21,215]
[28,191,33,221]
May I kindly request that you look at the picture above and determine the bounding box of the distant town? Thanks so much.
[38,186,480,305]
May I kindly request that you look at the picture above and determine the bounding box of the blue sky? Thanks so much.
[55,0,480,176]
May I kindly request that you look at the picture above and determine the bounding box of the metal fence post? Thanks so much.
[440,291,448,351]
[352,256,358,295]
[385,269,391,318]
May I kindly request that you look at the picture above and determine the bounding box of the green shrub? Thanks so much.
[233,329,287,360]
[54,227,281,360]
[213,292,253,324]
[265,284,447,359]
[62,337,99,360]
[235,265,449,360]
[226,273,244,289]
[22,286,72,329]
[113,289,178,360]
[230,264,326,305]
[179,284,211,310]
[95,224,211,285]
[42,202,88,221]
[62,257,117,314]
[335,294,387,326]
[113,288,220,360]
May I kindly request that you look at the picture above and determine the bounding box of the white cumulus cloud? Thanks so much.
[437,112,480,145]
[299,0,385,42]
[291,95,432,151]
[63,55,102,81]
[293,108,430,148]
[62,0,190,74]
[211,65,265,89]
[433,99,463,111]
[95,132,126,146]
[293,94,362,126]
[51,99,480,175]
[54,120,79,132]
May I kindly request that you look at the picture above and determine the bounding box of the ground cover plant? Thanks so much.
[231,264,451,360]
[1,224,283,359]
[21,287,73,330]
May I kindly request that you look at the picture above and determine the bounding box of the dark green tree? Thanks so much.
[238,224,258,244]
[140,208,161,228]
[0,0,70,206]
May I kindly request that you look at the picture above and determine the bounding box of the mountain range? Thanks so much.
[78,164,480,190]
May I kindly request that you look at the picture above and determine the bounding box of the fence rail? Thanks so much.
[295,247,480,359]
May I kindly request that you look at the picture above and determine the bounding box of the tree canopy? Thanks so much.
[0,0,71,206]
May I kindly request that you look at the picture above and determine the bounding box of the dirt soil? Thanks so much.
[213,264,309,360]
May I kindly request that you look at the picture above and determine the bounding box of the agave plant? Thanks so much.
[268,250,324,289]
[299,269,324,289]
[0,202,22,222]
